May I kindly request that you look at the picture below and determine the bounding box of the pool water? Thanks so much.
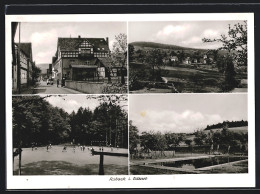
[149,156,247,170]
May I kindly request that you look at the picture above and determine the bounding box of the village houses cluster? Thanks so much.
[12,31,127,93]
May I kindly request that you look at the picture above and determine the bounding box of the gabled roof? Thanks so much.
[57,37,109,52]
[15,42,32,60]
[70,65,97,69]
[98,57,113,67]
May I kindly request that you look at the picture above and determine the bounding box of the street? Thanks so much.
[32,80,83,94]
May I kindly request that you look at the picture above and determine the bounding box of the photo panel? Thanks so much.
[12,94,129,176]
[11,22,128,95]
[128,21,248,93]
[129,93,249,175]
[6,13,255,189]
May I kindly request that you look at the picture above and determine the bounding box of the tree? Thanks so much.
[177,50,185,64]
[222,56,238,91]
[32,64,41,84]
[13,96,71,147]
[202,22,247,91]
[140,131,167,154]
[202,21,247,66]
[165,133,184,150]
[170,50,177,56]
[194,130,207,147]
[128,44,135,62]
[184,139,192,147]
[129,120,140,154]
[145,49,164,81]
[112,33,127,84]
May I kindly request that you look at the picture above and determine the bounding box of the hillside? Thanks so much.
[130,41,207,51]
[37,63,50,74]
[185,126,248,141]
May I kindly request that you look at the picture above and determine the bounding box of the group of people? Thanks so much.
[30,143,120,153]
[31,142,38,151]
[56,77,66,88]
[62,145,87,153]
[46,144,52,151]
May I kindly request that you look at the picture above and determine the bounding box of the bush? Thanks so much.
[204,78,219,86]
[129,80,146,91]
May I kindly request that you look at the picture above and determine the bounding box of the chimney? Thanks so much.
[78,35,81,39]
[106,37,109,45]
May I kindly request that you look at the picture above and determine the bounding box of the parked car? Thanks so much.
[47,78,54,85]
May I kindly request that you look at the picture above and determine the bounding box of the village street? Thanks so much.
[31,80,83,94]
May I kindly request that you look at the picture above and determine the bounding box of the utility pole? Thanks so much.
[17,22,21,94]
[115,119,117,147]
[109,114,111,146]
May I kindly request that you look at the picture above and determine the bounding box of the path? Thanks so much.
[32,81,83,94]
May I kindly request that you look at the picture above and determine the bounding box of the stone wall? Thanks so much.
[65,80,106,94]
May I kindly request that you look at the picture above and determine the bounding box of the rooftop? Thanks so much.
[57,37,110,52]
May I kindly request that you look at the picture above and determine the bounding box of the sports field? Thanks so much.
[13,145,128,175]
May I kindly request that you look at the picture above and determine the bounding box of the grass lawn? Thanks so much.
[130,165,192,175]
[130,63,247,93]
[198,160,248,174]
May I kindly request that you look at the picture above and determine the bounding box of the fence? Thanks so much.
[131,144,248,159]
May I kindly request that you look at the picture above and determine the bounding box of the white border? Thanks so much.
[6,13,255,189]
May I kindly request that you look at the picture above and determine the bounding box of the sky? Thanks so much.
[14,22,127,65]
[44,95,128,114]
[129,21,243,49]
[129,94,248,134]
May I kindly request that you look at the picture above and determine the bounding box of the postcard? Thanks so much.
[5,13,255,189]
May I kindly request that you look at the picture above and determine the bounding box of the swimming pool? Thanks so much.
[148,156,247,170]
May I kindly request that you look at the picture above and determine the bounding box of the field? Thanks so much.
[13,145,128,175]
[129,63,247,93]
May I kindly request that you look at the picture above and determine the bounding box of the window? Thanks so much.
[97,48,100,50]
[62,51,78,58]
[102,48,105,50]
[79,40,92,48]
[81,49,91,54]
[85,60,90,65]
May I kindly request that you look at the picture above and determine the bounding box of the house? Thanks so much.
[192,58,198,63]
[170,56,178,62]
[12,42,34,91]
[52,35,112,81]
[203,54,207,64]
[184,57,191,64]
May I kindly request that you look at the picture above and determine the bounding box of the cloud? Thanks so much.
[131,109,222,134]
[30,29,58,46]
[181,36,202,46]
[202,29,220,39]
[157,25,189,36]
[45,96,107,114]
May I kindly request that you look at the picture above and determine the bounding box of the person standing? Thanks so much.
[62,77,65,87]
[57,79,60,87]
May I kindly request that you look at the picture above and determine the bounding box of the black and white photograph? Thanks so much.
[6,13,255,189]
[12,94,128,175]
[129,94,248,175]
[129,21,248,93]
[11,22,127,94]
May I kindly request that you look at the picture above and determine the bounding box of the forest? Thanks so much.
[129,120,248,155]
[12,96,128,148]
